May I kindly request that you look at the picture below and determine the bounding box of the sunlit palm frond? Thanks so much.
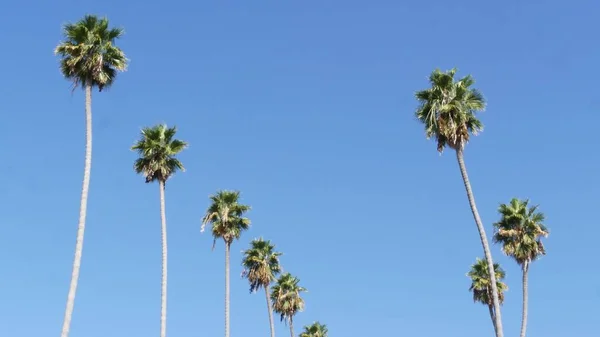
[271,273,306,323]
[242,238,282,293]
[467,258,508,306]
[201,190,251,245]
[299,322,328,337]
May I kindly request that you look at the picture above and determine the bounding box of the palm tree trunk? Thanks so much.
[520,260,530,337]
[488,304,497,333]
[225,241,231,337]
[289,317,294,337]
[159,180,168,337]
[455,148,504,337]
[61,83,93,337]
[265,285,276,337]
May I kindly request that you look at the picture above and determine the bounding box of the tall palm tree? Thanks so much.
[132,124,187,337]
[468,258,508,333]
[55,15,127,337]
[271,273,306,337]
[299,322,328,337]
[201,190,251,337]
[242,238,282,337]
[414,68,504,337]
[493,198,549,337]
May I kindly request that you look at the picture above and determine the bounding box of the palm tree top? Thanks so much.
[467,258,508,306]
[493,198,549,265]
[55,14,128,92]
[414,68,486,152]
[299,322,328,337]
[242,238,282,293]
[271,272,307,322]
[201,190,251,246]
[131,124,187,184]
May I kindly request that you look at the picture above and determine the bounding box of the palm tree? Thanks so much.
[299,322,328,337]
[271,273,307,337]
[201,190,251,337]
[242,238,282,337]
[493,198,549,337]
[468,258,508,333]
[414,68,504,337]
[55,15,127,337]
[132,124,187,337]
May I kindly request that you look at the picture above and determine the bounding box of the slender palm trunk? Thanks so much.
[159,180,168,337]
[520,260,530,337]
[61,83,93,337]
[455,148,504,337]
[488,305,497,333]
[289,317,294,337]
[225,241,231,337]
[265,285,276,337]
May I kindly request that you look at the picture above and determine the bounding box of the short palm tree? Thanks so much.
[55,14,127,337]
[132,124,187,337]
[414,68,504,337]
[271,273,306,337]
[299,322,328,337]
[468,258,508,333]
[201,190,251,337]
[493,198,549,337]
[242,238,282,337]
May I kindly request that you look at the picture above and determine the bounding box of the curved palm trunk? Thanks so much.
[225,241,231,337]
[265,285,276,337]
[455,148,504,337]
[520,260,530,337]
[159,180,168,337]
[61,83,93,337]
[288,317,294,337]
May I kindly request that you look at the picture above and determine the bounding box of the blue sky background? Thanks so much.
[0,0,598,336]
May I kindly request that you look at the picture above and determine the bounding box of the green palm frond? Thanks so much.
[467,258,508,306]
[131,124,187,183]
[299,322,328,337]
[242,238,282,293]
[55,15,128,91]
[414,68,486,152]
[270,273,306,323]
[201,190,251,246]
[493,198,549,265]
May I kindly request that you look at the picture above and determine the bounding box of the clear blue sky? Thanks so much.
[0,1,598,336]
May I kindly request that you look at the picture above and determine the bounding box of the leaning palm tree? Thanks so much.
[414,68,504,337]
[201,190,251,337]
[299,322,328,337]
[132,124,187,337]
[468,258,508,333]
[271,273,307,337]
[242,238,282,337]
[493,198,549,337]
[55,15,127,337]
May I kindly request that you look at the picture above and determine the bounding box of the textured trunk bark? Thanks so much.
[488,304,497,333]
[61,83,93,337]
[455,148,504,337]
[159,180,168,337]
[265,285,276,337]
[225,241,231,337]
[520,260,530,337]
[289,317,294,337]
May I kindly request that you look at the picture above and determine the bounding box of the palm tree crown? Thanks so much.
[493,198,549,265]
[131,124,187,183]
[271,273,306,322]
[299,322,328,337]
[55,15,128,91]
[415,68,486,152]
[468,258,508,306]
[242,238,282,293]
[201,190,251,246]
